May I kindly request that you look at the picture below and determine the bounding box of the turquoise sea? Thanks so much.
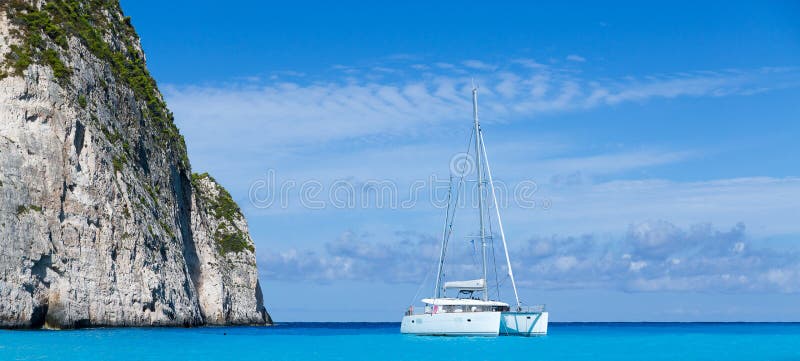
[1,323,799,360]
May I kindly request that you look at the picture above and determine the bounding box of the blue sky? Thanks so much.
[119,0,800,321]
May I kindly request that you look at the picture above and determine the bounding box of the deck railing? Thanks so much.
[404,303,547,316]
[514,304,546,313]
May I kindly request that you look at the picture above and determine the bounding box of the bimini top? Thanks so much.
[443,279,485,291]
[421,298,509,307]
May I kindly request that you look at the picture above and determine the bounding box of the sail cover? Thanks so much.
[443,279,485,291]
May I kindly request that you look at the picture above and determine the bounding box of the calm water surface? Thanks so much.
[1,322,799,360]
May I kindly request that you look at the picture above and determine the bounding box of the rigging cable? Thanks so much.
[434,126,475,298]
[410,258,438,307]
[486,186,501,300]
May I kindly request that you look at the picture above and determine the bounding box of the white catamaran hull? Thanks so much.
[500,311,549,336]
[401,311,549,336]
[400,312,502,336]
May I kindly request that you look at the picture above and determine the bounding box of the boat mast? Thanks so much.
[472,85,489,302]
[479,131,522,310]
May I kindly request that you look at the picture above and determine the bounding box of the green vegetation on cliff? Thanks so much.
[191,173,254,254]
[16,204,43,216]
[2,1,254,254]
[1,0,188,169]
[214,229,254,255]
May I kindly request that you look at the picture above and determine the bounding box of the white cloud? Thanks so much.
[260,220,800,293]
[495,72,520,98]
[629,261,647,272]
[512,58,547,69]
[462,59,497,71]
[537,150,694,176]
[165,63,797,160]
[566,54,586,62]
[163,59,800,290]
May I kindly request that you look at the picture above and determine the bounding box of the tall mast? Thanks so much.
[472,85,489,301]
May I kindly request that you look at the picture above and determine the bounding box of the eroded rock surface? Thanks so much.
[0,0,269,328]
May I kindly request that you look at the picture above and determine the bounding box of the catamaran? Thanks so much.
[400,86,549,337]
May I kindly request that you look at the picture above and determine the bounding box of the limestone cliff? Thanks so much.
[0,0,270,328]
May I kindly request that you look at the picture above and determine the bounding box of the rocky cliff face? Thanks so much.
[0,0,270,328]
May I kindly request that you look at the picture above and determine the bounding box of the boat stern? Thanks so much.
[500,311,548,336]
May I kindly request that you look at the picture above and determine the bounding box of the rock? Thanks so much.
[0,0,270,328]
[191,173,270,325]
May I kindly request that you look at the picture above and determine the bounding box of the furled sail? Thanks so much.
[443,279,486,291]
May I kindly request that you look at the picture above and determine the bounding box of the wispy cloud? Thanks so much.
[537,150,694,177]
[512,58,547,69]
[165,62,798,157]
[462,59,497,71]
[566,54,586,62]
[511,176,800,239]
[164,59,800,292]
[433,62,455,69]
[171,61,799,236]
